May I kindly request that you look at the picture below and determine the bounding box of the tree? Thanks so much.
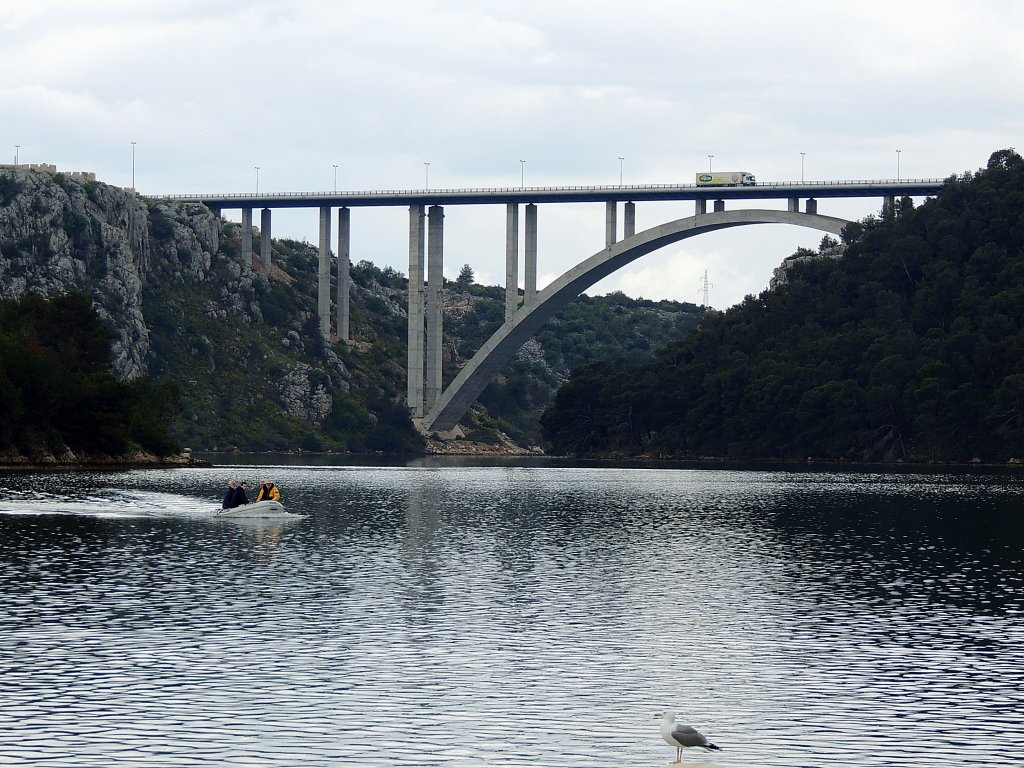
[541,149,1024,461]
[456,263,475,285]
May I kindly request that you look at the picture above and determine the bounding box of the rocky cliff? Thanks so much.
[0,166,706,453]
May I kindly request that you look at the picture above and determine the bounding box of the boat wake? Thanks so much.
[0,489,241,519]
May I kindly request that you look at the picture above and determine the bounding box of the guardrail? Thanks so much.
[154,178,946,202]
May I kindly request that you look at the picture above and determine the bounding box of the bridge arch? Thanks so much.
[423,208,850,432]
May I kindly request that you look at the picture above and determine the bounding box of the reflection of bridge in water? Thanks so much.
[156,178,943,431]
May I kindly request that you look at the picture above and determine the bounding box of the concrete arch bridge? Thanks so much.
[424,208,848,432]
[158,179,941,432]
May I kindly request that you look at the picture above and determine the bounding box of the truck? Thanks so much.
[696,171,757,186]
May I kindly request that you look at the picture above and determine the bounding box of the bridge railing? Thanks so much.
[154,178,947,201]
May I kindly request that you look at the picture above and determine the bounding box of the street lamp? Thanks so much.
[424,162,430,189]
[14,144,19,166]
[131,141,136,189]
[896,149,901,181]
[707,154,713,172]
[520,159,525,189]
[800,152,806,183]
[618,156,624,186]
[333,164,338,193]
[254,165,260,194]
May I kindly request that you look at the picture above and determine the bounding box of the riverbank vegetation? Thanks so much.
[542,149,1024,463]
[0,292,180,461]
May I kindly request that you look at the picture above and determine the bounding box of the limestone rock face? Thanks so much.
[0,168,225,380]
[2,171,138,376]
[0,167,375,451]
[280,363,333,425]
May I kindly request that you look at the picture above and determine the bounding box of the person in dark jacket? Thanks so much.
[221,480,250,509]
[222,480,240,509]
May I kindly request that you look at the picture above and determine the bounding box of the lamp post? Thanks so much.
[254,165,260,194]
[896,149,901,181]
[424,162,430,189]
[520,159,525,189]
[131,141,136,189]
[800,152,805,183]
[618,156,624,186]
[14,144,19,166]
[333,164,338,193]
[707,154,713,172]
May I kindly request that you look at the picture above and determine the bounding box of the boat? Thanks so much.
[215,500,299,518]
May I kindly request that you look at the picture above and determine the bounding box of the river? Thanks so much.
[1,460,1021,767]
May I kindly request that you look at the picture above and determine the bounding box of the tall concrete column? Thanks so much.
[260,208,272,267]
[788,197,799,212]
[318,205,332,339]
[605,201,617,247]
[407,205,426,416]
[505,203,519,322]
[695,199,706,215]
[336,207,351,341]
[883,195,896,216]
[241,207,253,266]
[624,202,636,238]
[806,198,818,215]
[425,205,444,411]
[714,199,725,212]
[524,203,537,307]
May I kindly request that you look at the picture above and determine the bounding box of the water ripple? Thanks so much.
[0,465,1021,766]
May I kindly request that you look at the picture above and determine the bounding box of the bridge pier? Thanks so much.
[318,206,331,339]
[525,203,537,306]
[241,207,253,266]
[506,203,519,322]
[605,201,618,247]
[806,198,817,215]
[425,205,444,410]
[788,197,799,213]
[695,199,706,215]
[260,208,272,267]
[337,207,351,341]
[624,202,636,238]
[714,199,725,212]
[407,204,426,417]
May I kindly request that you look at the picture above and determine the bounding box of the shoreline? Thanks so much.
[0,451,211,471]
[4,447,1022,472]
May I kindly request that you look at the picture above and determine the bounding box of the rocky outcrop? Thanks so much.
[770,243,846,289]
[0,168,153,378]
[0,447,209,468]
[280,362,333,424]
[0,167,228,380]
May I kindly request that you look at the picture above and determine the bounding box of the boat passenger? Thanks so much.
[256,480,281,502]
[237,482,251,506]
[222,480,240,509]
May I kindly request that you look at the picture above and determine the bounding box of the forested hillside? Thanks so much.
[542,150,1024,463]
[0,292,179,461]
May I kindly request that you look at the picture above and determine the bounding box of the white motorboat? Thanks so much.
[215,500,299,518]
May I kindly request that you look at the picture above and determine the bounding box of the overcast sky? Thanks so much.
[3,1,1022,308]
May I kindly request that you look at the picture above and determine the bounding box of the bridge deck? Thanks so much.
[155,179,944,209]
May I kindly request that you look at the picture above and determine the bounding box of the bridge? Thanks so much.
[155,178,943,432]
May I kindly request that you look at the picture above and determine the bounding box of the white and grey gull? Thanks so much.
[654,710,721,763]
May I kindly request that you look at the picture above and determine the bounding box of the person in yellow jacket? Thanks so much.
[256,480,281,502]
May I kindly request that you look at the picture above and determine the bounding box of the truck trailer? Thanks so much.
[696,171,757,186]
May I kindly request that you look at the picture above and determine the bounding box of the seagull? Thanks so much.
[654,711,721,763]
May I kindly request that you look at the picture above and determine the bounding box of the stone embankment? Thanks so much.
[424,434,544,457]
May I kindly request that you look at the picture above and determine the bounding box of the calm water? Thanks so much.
[1,461,1022,767]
